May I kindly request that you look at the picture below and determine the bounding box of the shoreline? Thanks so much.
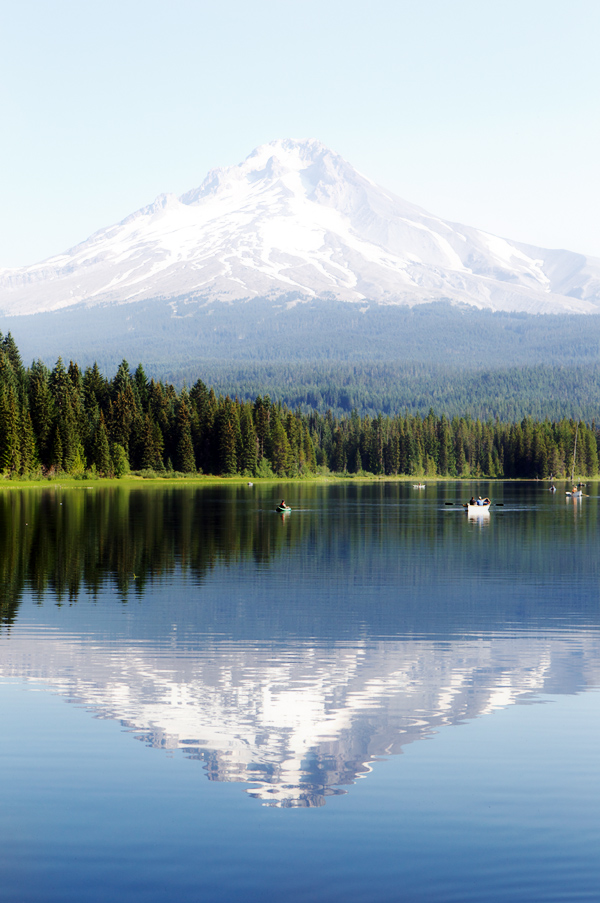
[0,474,590,491]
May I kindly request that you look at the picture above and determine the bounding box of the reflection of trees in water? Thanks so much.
[0,485,299,621]
[2,483,600,633]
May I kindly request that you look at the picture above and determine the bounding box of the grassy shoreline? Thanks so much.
[0,473,590,490]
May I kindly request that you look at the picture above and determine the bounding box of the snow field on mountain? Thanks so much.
[0,137,599,315]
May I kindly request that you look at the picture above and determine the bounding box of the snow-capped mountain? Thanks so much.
[1,138,600,317]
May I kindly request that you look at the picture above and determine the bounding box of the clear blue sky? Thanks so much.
[1,0,599,267]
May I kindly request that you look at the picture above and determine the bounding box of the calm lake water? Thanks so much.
[1,481,599,902]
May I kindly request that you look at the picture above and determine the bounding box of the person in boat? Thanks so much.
[279,499,289,509]
[469,496,476,505]
[476,496,484,506]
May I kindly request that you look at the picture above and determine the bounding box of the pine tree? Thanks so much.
[94,413,112,476]
[270,413,291,476]
[83,362,109,412]
[302,424,317,472]
[385,430,400,475]
[139,414,159,469]
[407,425,424,476]
[253,395,271,461]
[239,404,258,475]
[48,357,81,471]
[50,423,63,473]
[148,381,171,450]
[2,333,26,402]
[71,443,87,475]
[110,385,137,454]
[153,420,165,470]
[0,386,21,475]
[112,359,132,397]
[28,361,54,467]
[68,360,87,448]
[19,406,37,475]
[175,398,196,473]
[284,412,303,474]
[216,397,240,475]
[437,416,453,476]
[369,415,385,475]
[584,428,598,475]
[111,443,130,478]
[133,363,149,410]
[331,428,346,473]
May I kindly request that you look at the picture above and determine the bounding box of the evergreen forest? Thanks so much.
[0,333,598,481]
[174,360,600,422]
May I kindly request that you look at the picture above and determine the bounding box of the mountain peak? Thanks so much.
[245,136,332,167]
[179,137,349,207]
[0,139,599,316]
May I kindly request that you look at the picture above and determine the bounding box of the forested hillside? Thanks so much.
[6,298,600,378]
[170,360,600,421]
[7,300,600,422]
[0,333,597,480]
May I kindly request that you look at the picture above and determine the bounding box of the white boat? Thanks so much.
[413,483,426,489]
[566,489,582,497]
[467,502,491,513]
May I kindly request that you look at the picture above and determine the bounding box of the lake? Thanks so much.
[1,481,599,902]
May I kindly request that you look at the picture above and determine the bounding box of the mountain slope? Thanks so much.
[1,138,600,316]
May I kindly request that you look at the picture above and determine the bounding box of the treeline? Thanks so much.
[0,332,598,480]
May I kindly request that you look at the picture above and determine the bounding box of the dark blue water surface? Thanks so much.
[1,481,599,902]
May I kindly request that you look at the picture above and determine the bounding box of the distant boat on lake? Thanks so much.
[467,502,491,514]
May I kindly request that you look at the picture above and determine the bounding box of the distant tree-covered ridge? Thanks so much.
[0,332,597,480]
[166,360,600,422]
[9,299,600,422]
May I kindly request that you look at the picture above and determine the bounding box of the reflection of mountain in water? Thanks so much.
[2,626,599,807]
[3,484,600,805]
